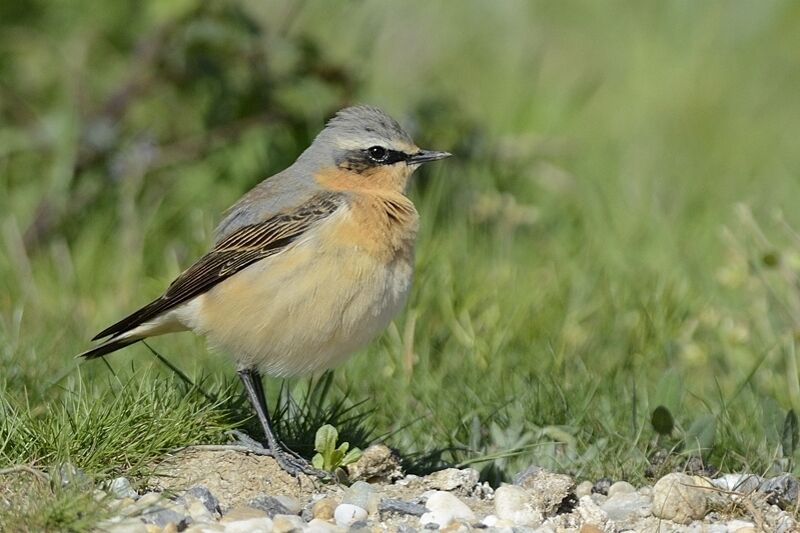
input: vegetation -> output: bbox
[3,0,800,528]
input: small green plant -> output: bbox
[311,424,362,472]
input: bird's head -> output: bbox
[298,105,451,192]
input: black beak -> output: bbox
[407,149,452,164]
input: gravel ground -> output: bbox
[92,445,799,533]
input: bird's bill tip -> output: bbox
[408,149,452,164]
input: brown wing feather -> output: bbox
[90,192,345,342]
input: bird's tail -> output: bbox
[77,336,142,359]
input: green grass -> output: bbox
[4,0,800,528]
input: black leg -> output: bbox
[236,367,328,478]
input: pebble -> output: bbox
[346,444,403,483]
[425,491,475,521]
[94,466,796,532]
[592,477,612,496]
[424,468,480,492]
[342,480,380,514]
[333,503,368,527]
[711,474,762,493]
[185,495,216,523]
[181,486,220,514]
[575,480,594,498]
[312,497,337,520]
[494,485,542,527]
[220,506,269,523]
[140,506,189,528]
[272,514,306,533]
[607,480,635,497]
[222,517,273,533]
[109,477,138,499]
[378,498,427,517]
[576,496,609,530]
[512,466,574,516]
[651,473,708,525]
[759,473,800,508]
[600,490,651,522]
[306,518,345,532]
[104,518,150,533]
[249,495,292,517]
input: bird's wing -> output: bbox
[90,191,346,342]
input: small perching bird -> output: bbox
[80,105,451,476]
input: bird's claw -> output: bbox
[227,430,330,479]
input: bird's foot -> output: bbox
[227,430,330,479]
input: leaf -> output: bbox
[314,424,338,455]
[651,405,675,436]
[782,409,799,459]
[312,453,324,470]
[341,447,362,466]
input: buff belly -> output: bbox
[177,233,414,377]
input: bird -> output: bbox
[79,105,451,476]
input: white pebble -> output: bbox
[420,510,454,528]
[494,485,543,527]
[333,503,367,527]
[652,473,708,525]
[575,480,594,498]
[425,490,475,520]
[306,518,345,532]
[222,517,273,533]
[607,481,635,497]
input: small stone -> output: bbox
[652,472,708,524]
[222,517,273,533]
[312,497,337,520]
[575,481,594,498]
[513,466,575,516]
[272,514,306,533]
[334,503,367,527]
[306,518,345,532]
[145,526,161,533]
[759,474,800,508]
[607,481,635,498]
[161,523,178,533]
[580,525,604,533]
[140,507,189,528]
[494,485,543,527]
[103,518,149,533]
[592,478,612,496]
[576,496,609,530]
[420,511,452,528]
[181,486,220,514]
[109,477,138,499]
[273,496,302,515]
[711,474,762,493]
[726,520,756,532]
[342,480,380,514]
[221,506,269,523]
[424,468,480,493]
[378,498,427,517]
[136,493,164,508]
[184,525,225,533]
[425,491,475,521]
[346,444,403,483]
[249,495,291,517]
[184,495,215,523]
[57,463,89,488]
[600,491,652,522]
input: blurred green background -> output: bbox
[3,0,800,513]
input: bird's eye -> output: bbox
[367,146,388,162]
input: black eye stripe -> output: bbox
[364,147,409,165]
